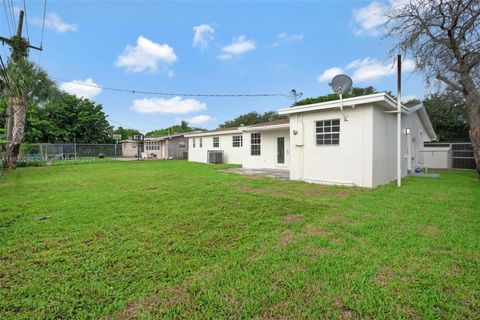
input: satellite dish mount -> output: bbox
[329,74,353,121]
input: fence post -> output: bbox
[74,138,77,159]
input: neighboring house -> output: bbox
[185,93,437,188]
[122,133,191,159]
[121,140,138,157]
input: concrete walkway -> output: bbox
[220,167,290,180]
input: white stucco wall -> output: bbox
[420,147,452,169]
[289,106,374,187]
[122,142,137,157]
[188,133,243,164]
[242,129,290,170]
[371,107,407,187]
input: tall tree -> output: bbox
[424,91,470,142]
[34,93,112,143]
[0,60,56,169]
[385,0,480,172]
[219,111,286,128]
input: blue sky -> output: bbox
[2,0,425,133]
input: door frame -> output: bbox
[276,136,286,165]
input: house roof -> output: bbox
[277,92,437,141]
[241,118,290,132]
[277,93,405,115]
[244,118,289,127]
[145,131,198,141]
[184,126,241,138]
[406,103,437,141]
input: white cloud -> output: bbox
[218,35,256,60]
[186,115,213,124]
[317,67,345,82]
[115,36,177,73]
[352,0,412,36]
[347,57,415,82]
[133,96,206,114]
[352,1,388,36]
[59,78,102,100]
[32,12,77,33]
[273,32,304,46]
[193,24,215,50]
[318,57,416,83]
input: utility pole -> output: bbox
[1,10,43,144]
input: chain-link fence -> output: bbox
[36,143,123,160]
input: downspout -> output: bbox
[397,55,402,187]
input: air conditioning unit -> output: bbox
[207,150,224,164]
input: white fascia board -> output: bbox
[184,130,241,138]
[278,93,403,115]
[241,123,290,132]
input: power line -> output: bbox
[2,0,12,35]
[109,119,147,134]
[51,76,292,99]
[39,0,47,49]
[7,0,15,32]
[22,0,29,41]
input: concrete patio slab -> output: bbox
[220,167,290,180]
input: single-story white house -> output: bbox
[121,133,190,159]
[185,93,437,188]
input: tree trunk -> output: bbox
[5,96,28,170]
[460,73,480,175]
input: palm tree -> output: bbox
[1,59,57,169]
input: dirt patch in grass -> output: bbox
[334,296,358,319]
[237,185,257,193]
[117,287,190,319]
[117,296,157,320]
[422,225,440,237]
[280,230,296,246]
[282,214,304,223]
[305,224,329,237]
[161,287,190,309]
[372,267,397,288]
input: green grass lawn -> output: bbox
[1,161,479,319]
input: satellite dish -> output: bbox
[329,74,353,121]
[329,74,353,95]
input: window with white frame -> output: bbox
[316,119,340,145]
[213,137,219,148]
[192,138,196,148]
[179,140,186,149]
[232,135,243,147]
[199,138,203,148]
[251,133,261,155]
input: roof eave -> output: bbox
[241,123,290,132]
[278,93,397,115]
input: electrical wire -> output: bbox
[39,0,47,49]
[7,0,15,33]
[51,76,291,99]
[2,0,12,35]
[109,119,147,134]
[22,0,29,42]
